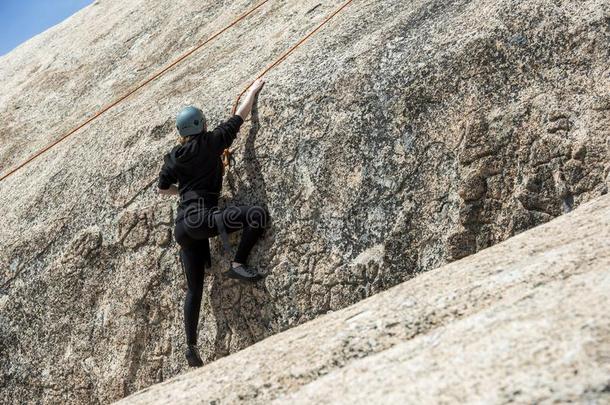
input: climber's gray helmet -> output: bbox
[176,106,206,137]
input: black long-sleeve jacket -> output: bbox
[158,115,243,214]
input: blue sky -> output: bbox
[0,0,93,56]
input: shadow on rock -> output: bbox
[206,272,278,361]
[208,97,279,359]
[226,95,269,205]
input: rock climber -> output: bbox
[157,78,269,367]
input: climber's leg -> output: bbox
[174,222,206,367]
[231,205,268,264]
[215,205,269,281]
[179,247,205,346]
[180,205,269,281]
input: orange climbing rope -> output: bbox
[1,0,356,181]
[0,0,271,182]
[222,0,355,169]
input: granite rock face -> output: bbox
[117,194,610,404]
[0,0,608,403]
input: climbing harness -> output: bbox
[222,0,355,170]
[0,0,272,182]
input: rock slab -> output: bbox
[118,195,610,404]
[0,0,608,403]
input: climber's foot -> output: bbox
[225,262,263,282]
[185,345,203,368]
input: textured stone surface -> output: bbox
[0,0,609,403]
[118,195,610,404]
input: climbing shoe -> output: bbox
[225,264,263,282]
[185,345,204,368]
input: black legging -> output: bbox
[174,205,268,345]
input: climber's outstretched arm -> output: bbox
[235,79,265,120]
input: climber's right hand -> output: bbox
[236,79,266,120]
[249,78,266,95]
